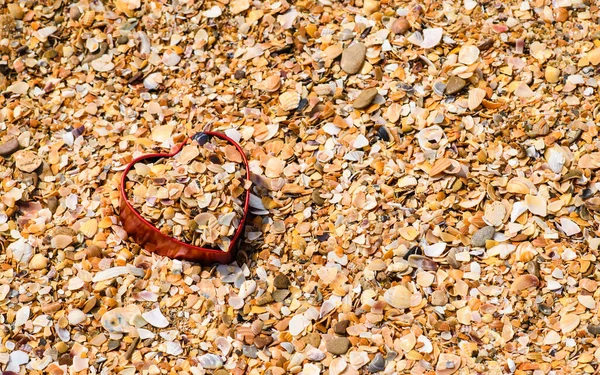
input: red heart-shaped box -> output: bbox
[119,131,251,264]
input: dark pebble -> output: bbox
[333,320,350,336]
[274,274,291,289]
[588,325,600,335]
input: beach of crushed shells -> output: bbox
[3,0,600,374]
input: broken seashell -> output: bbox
[329,357,347,375]
[511,274,539,293]
[468,88,486,110]
[198,353,223,369]
[483,201,506,227]
[559,217,580,236]
[506,177,536,195]
[458,45,480,65]
[100,305,142,333]
[142,308,169,328]
[436,353,461,375]
[384,284,411,309]
[525,194,547,217]
[560,313,580,334]
[545,145,568,174]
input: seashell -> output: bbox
[162,49,181,66]
[544,330,561,345]
[198,353,223,369]
[289,353,305,368]
[511,274,539,293]
[417,126,446,153]
[514,82,535,98]
[51,234,73,249]
[578,295,596,309]
[143,72,163,90]
[436,353,461,375]
[525,194,547,217]
[329,357,347,375]
[483,201,506,227]
[81,10,95,27]
[384,285,411,309]
[468,88,486,110]
[7,238,34,265]
[560,313,580,334]
[349,351,370,369]
[433,81,446,96]
[92,265,145,282]
[506,177,536,195]
[368,353,386,372]
[258,73,281,92]
[398,333,417,355]
[79,219,98,238]
[301,363,321,375]
[338,28,354,41]
[100,305,141,333]
[515,242,537,262]
[289,314,311,336]
[215,336,232,356]
[55,323,70,342]
[408,255,438,271]
[423,242,446,257]
[68,309,86,325]
[306,346,326,361]
[429,158,452,176]
[559,217,580,236]
[408,27,443,49]
[239,280,257,299]
[251,319,264,336]
[384,103,402,123]
[142,307,169,328]
[279,91,301,111]
[165,341,183,356]
[15,305,30,327]
[546,145,568,174]
[363,0,380,15]
[417,335,433,353]
[29,253,48,270]
[458,45,480,65]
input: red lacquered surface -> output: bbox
[119,131,250,264]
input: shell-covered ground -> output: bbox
[1,0,600,374]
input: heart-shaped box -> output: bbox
[119,131,251,264]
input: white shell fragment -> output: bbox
[142,308,170,328]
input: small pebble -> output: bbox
[471,226,495,247]
[391,17,410,34]
[272,289,290,302]
[353,88,379,109]
[255,293,274,306]
[0,138,19,157]
[274,274,291,289]
[254,336,273,349]
[445,76,467,95]
[341,43,367,74]
[334,320,351,336]
[326,337,351,355]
